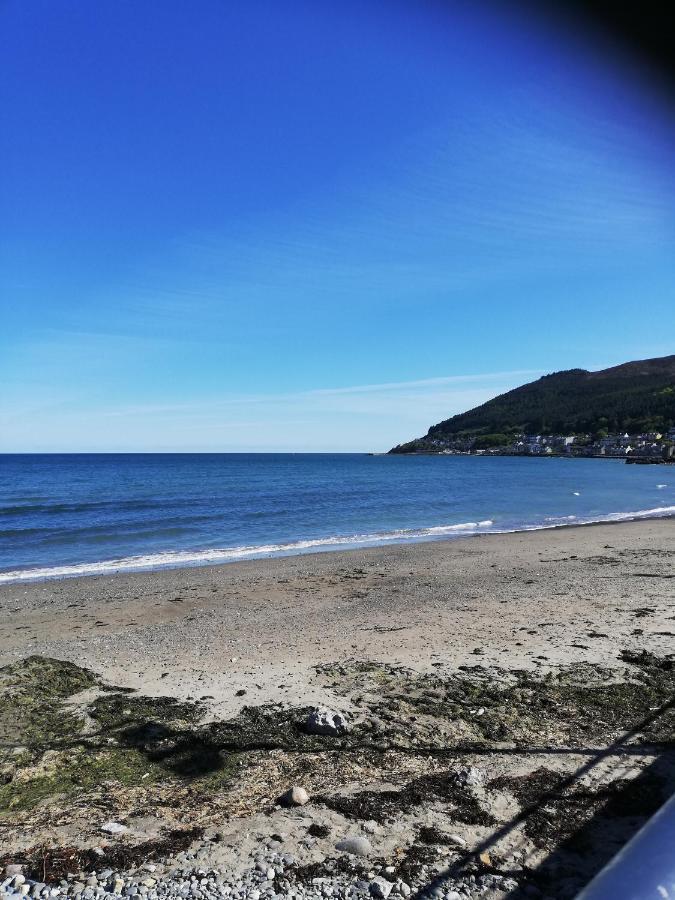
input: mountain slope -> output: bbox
[390,355,675,452]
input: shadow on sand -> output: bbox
[413,696,675,900]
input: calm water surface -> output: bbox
[0,453,673,582]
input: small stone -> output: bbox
[278,786,310,807]
[454,767,483,787]
[5,867,23,879]
[446,893,462,900]
[100,822,128,835]
[265,870,275,881]
[447,835,466,848]
[113,879,125,894]
[12,876,26,888]
[369,879,392,899]
[335,836,372,857]
[397,884,411,898]
[305,707,348,736]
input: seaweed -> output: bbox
[317,770,495,826]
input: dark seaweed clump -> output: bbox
[316,770,495,826]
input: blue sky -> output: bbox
[1,0,674,452]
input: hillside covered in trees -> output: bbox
[390,355,675,453]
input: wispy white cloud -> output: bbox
[0,368,543,453]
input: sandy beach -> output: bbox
[2,519,674,710]
[1,518,674,899]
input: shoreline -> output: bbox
[1,516,674,899]
[2,504,674,586]
[1,517,673,694]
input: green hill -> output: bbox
[390,355,675,453]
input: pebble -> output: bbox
[100,823,128,836]
[335,836,372,857]
[278,786,310,807]
[0,835,517,900]
[446,835,466,848]
[453,767,483,788]
[368,878,392,899]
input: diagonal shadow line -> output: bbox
[0,735,671,755]
[411,693,675,899]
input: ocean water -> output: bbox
[0,453,673,583]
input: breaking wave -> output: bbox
[1,505,674,584]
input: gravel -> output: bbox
[1,847,520,900]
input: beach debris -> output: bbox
[100,821,128,835]
[305,707,349,736]
[335,835,372,856]
[278,785,310,807]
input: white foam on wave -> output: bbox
[1,506,673,584]
[0,520,496,583]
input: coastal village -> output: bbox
[403,427,675,461]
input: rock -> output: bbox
[369,878,392,899]
[335,836,372,857]
[446,893,462,900]
[278,786,310,807]
[305,708,348,736]
[100,822,128,835]
[5,867,23,879]
[447,835,466,848]
[11,876,26,888]
[397,884,411,898]
[454,767,483,787]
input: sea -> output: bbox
[0,453,673,583]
